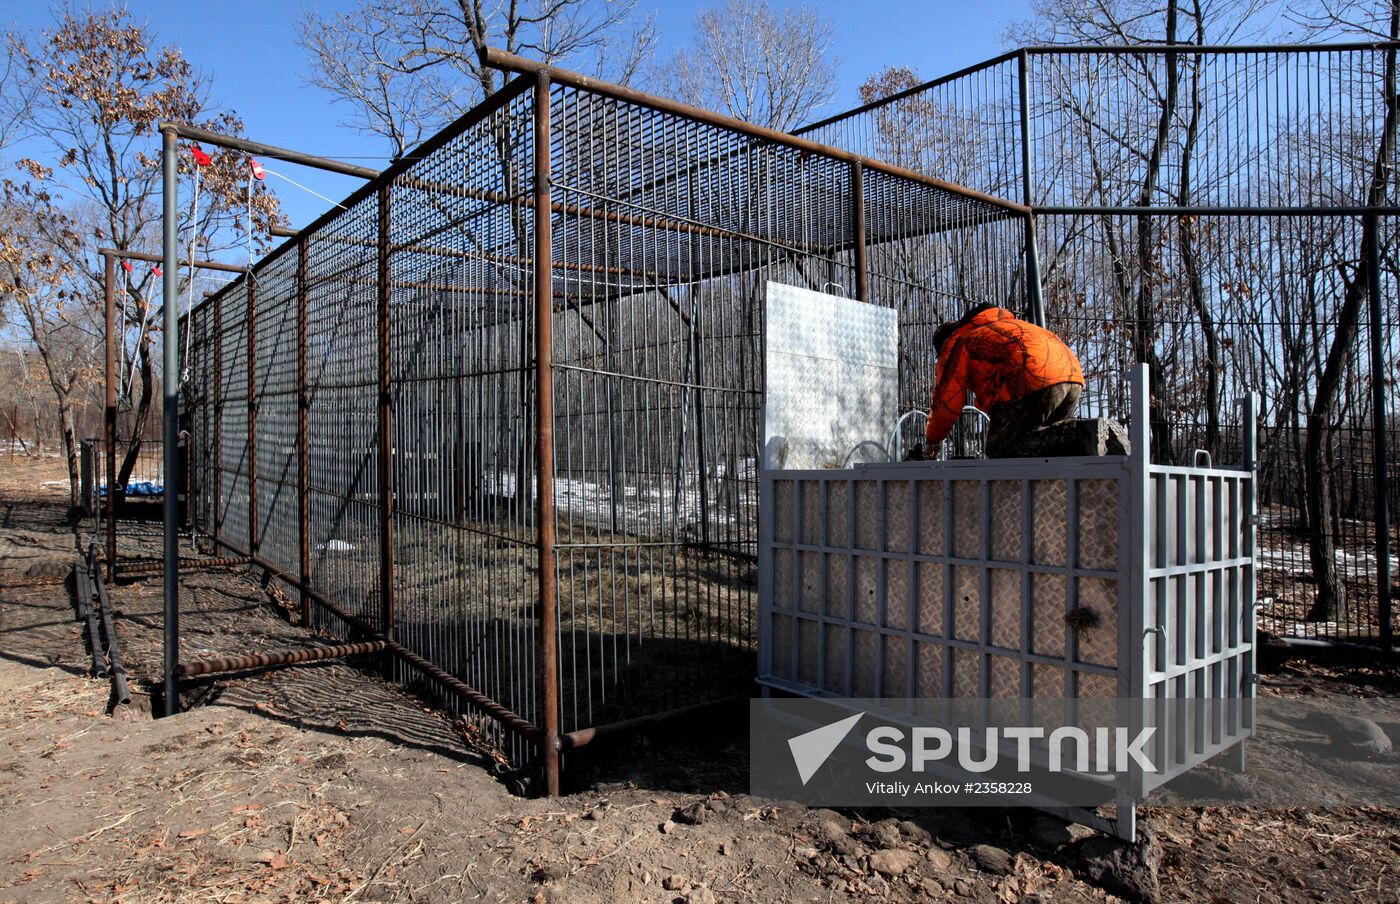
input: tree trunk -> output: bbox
[1304,6,1398,622]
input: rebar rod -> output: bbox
[175,641,388,677]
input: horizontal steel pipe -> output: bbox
[155,123,380,180]
[99,247,247,274]
[175,640,388,677]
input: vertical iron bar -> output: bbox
[377,184,395,641]
[103,253,117,581]
[1366,212,1394,649]
[160,127,180,717]
[212,289,222,547]
[246,269,258,557]
[297,239,311,627]
[852,161,868,302]
[534,73,562,796]
[1017,51,1046,327]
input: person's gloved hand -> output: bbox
[904,442,926,461]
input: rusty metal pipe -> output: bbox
[115,555,251,575]
[74,560,106,678]
[175,641,388,677]
[533,72,562,796]
[99,246,248,274]
[154,122,380,180]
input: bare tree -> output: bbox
[9,8,283,508]
[298,0,653,157]
[665,0,837,131]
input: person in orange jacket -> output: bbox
[924,305,1084,458]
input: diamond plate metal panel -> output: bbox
[1032,479,1069,566]
[916,562,945,635]
[990,480,1022,562]
[764,282,898,470]
[1078,479,1119,571]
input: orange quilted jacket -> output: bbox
[924,308,1084,446]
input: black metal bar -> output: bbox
[1017,51,1046,327]
[154,122,380,179]
[533,71,562,797]
[1035,204,1400,216]
[246,270,258,557]
[296,239,310,628]
[160,126,180,718]
[175,641,388,677]
[212,290,222,546]
[74,560,106,678]
[377,184,395,641]
[103,253,117,580]
[852,160,868,301]
[1366,212,1394,650]
[90,546,130,705]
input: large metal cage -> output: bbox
[178,54,1031,786]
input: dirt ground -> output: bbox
[2,455,1398,904]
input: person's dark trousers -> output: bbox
[985,382,1083,458]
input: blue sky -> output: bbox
[2,0,1035,229]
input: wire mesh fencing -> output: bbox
[797,44,1400,645]
[182,68,1025,777]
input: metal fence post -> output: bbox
[1365,212,1394,650]
[212,288,222,547]
[103,252,118,581]
[377,185,396,642]
[160,126,180,716]
[246,270,258,557]
[1017,50,1046,327]
[534,72,562,797]
[297,239,311,627]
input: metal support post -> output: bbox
[246,274,258,556]
[1366,213,1394,650]
[376,186,395,641]
[160,127,180,717]
[1017,51,1046,327]
[103,253,118,580]
[297,240,311,627]
[534,72,562,797]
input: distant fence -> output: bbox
[799,44,1400,645]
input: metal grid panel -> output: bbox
[387,87,540,757]
[796,45,1399,645]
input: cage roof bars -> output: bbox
[476,46,1029,218]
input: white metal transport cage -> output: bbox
[758,363,1257,841]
